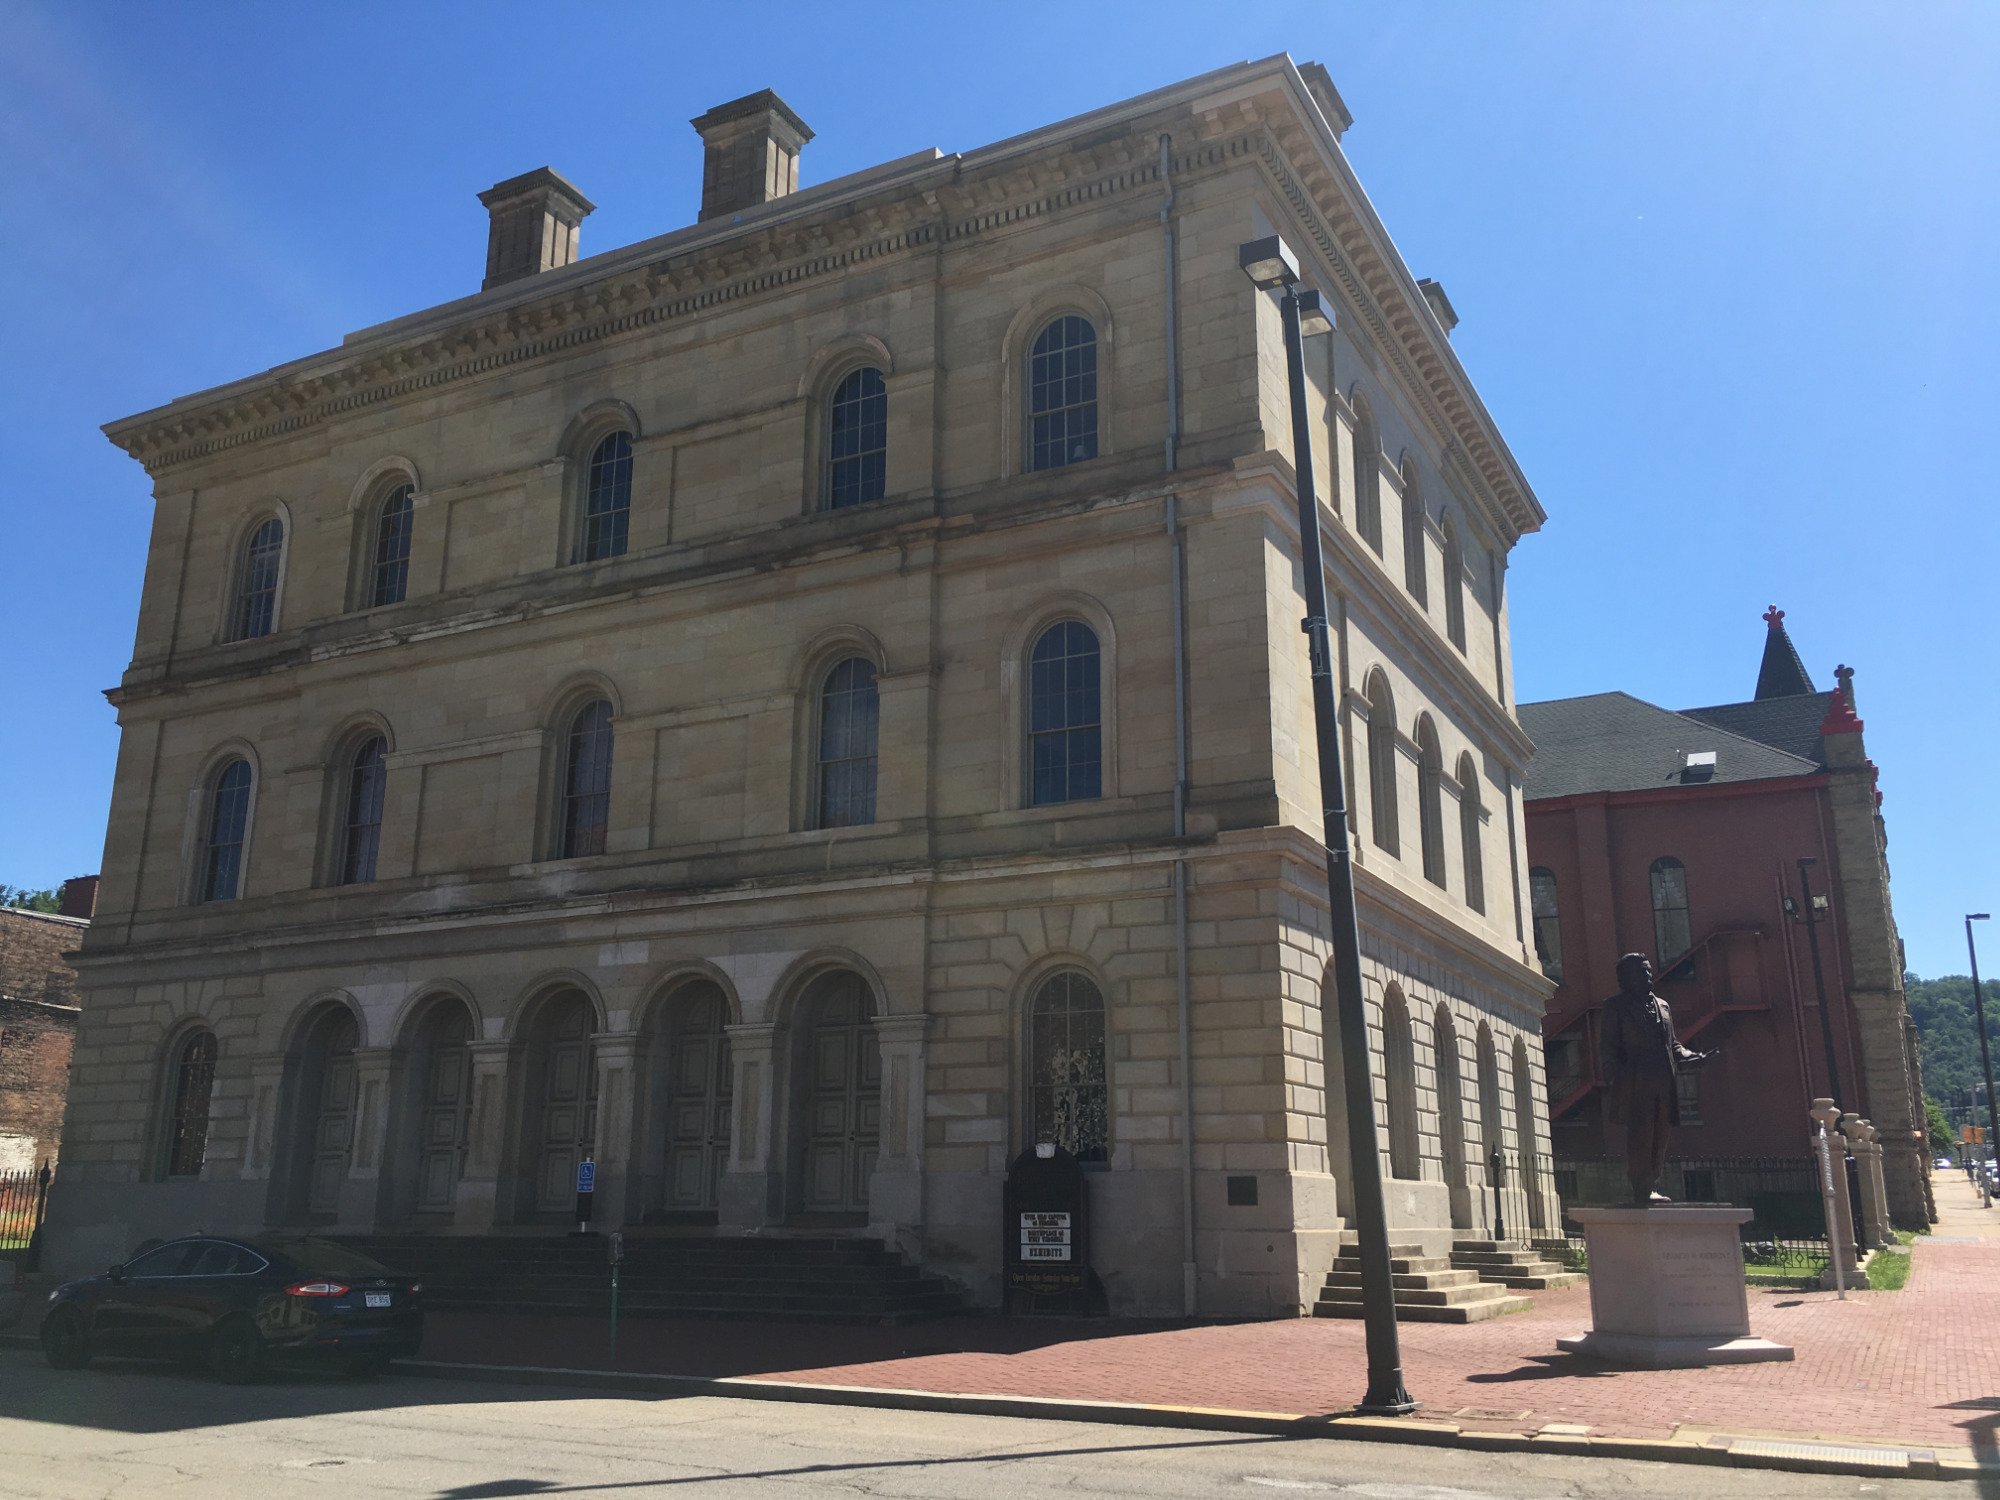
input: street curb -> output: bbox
[391,1357,1982,1481]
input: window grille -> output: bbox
[371,485,414,607]
[1029,971,1107,1162]
[1027,316,1098,471]
[201,760,252,902]
[824,368,887,509]
[580,433,632,562]
[1530,868,1564,983]
[1027,621,1101,805]
[234,519,283,639]
[1651,857,1692,964]
[339,736,387,884]
[166,1031,217,1177]
[560,700,614,858]
[815,658,879,828]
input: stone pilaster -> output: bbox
[589,1033,641,1227]
[339,1048,396,1231]
[457,1040,516,1230]
[719,1022,779,1229]
[869,1012,931,1247]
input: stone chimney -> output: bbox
[478,167,595,291]
[58,875,98,921]
[1416,278,1459,336]
[691,90,813,222]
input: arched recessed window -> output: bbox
[1416,717,1445,888]
[814,657,879,828]
[579,432,632,562]
[233,518,284,640]
[1351,395,1382,555]
[1401,462,1427,605]
[200,758,253,902]
[370,485,414,608]
[1650,856,1692,964]
[1027,620,1102,806]
[1441,520,1466,651]
[1365,672,1399,855]
[1383,987,1420,1180]
[559,699,614,858]
[1529,867,1564,983]
[1027,315,1098,471]
[1457,751,1484,914]
[1028,970,1107,1163]
[338,735,388,885]
[824,367,887,510]
[164,1029,217,1178]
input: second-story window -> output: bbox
[580,432,632,562]
[1351,395,1382,555]
[1027,620,1102,805]
[1365,672,1399,855]
[1401,462,1427,605]
[814,657,879,828]
[165,1030,217,1177]
[1650,856,1692,965]
[824,368,887,509]
[233,518,284,640]
[1416,717,1446,887]
[1529,867,1563,983]
[1458,752,1485,914]
[1442,522,1467,651]
[1028,316,1098,471]
[560,699,614,858]
[370,485,414,607]
[201,758,253,902]
[339,735,388,884]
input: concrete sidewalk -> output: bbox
[409,1175,2000,1478]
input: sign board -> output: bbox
[577,1158,597,1194]
[1002,1143,1091,1312]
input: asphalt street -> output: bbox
[0,1348,1976,1500]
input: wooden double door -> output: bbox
[531,996,598,1215]
[412,1004,473,1215]
[658,986,734,1214]
[797,976,881,1216]
[302,1009,360,1222]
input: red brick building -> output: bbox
[1520,612,1931,1227]
[0,878,94,1170]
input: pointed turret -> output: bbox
[1754,605,1815,700]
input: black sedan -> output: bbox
[41,1234,423,1381]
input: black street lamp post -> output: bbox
[1793,858,1843,1106]
[1968,915,1995,1186]
[1239,234,1414,1416]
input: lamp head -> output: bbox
[1239,235,1300,289]
[1973,913,1992,922]
[1296,287,1334,337]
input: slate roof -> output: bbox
[1754,610,1816,700]
[1680,692,1834,767]
[1520,691,1823,801]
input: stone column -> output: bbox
[1862,1122,1893,1249]
[589,1033,641,1228]
[719,1022,780,1229]
[339,1048,397,1231]
[457,1040,517,1230]
[1839,1114,1885,1249]
[869,1012,930,1247]
[1810,1098,1860,1286]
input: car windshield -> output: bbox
[253,1237,392,1278]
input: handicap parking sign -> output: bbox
[577,1158,597,1194]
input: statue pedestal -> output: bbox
[1557,1206,1794,1367]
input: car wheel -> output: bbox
[41,1307,92,1371]
[208,1316,265,1385]
[341,1351,391,1379]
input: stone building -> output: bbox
[50,56,1555,1316]
[1523,610,1933,1227]
[0,878,94,1170]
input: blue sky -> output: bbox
[1,2,1993,976]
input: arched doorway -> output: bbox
[642,980,734,1220]
[517,990,598,1221]
[402,997,474,1220]
[1434,1005,1473,1229]
[284,1004,359,1225]
[790,971,880,1219]
[1476,1023,1504,1236]
[1512,1036,1547,1231]
[1319,962,1353,1193]
[1382,986,1420,1180]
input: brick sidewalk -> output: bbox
[419,1176,2000,1454]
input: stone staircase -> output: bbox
[336,1232,970,1325]
[1312,1240,1533,1323]
[1449,1238,1585,1291]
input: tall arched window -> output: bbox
[1457,751,1484,914]
[814,657,879,828]
[1351,394,1382,554]
[1027,620,1101,806]
[1027,315,1098,471]
[1383,986,1420,1180]
[824,367,887,509]
[1416,717,1446,888]
[1028,970,1108,1162]
[164,1029,217,1177]
[338,735,388,884]
[1441,520,1466,651]
[200,758,253,902]
[559,699,614,858]
[1401,462,1428,605]
[370,484,414,607]
[1650,856,1692,964]
[1365,672,1399,855]
[1529,867,1564,983]
[1512,1036,1547,1230]
[233,517,284,640]
[579,432,633,562]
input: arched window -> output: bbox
[1027,315,1098,471]
[1512,1036,1547,1230]
[200,758,253,902]
[1457,751,1484,913]
[338,735,388,885]
[1441,520,1466,651]
[1529,867,1564,983]
[1383,987,1420,1180]
[1416,717,1446,888]
[164,1030,217,1177]
[579,432,633,563]
[233,517,284,640]
[814,657,879,828]
[1365,672,1399,855]
[1476,1023,1504,1170]
[1351,395,1382,554]
[824,367,887,509]
[1650,856,1692,964]
[1028,970,1108,1162]
[1401,462,1427,605]
[559,699,614,858]
[1432,1004,1468,1194]
[1027,620,1102,805]
[370,485,414,608]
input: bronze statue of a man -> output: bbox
[1599,953,1712,1203]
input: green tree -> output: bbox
[1926,1095,1957,1157]
[1907,973,2000,1124]
[0,884,61,914]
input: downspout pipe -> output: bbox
[1161,132,1197,1317]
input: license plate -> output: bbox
[365,1292,391,1308]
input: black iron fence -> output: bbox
[1,1164,53,1266]
[1553,1155,1829,1244]
[1470,1148,1559,1246]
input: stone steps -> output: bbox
[1312,1251,1533,1324]
[1448,1238,1585,1292]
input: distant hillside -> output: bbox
[1908,974,2000,1111]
